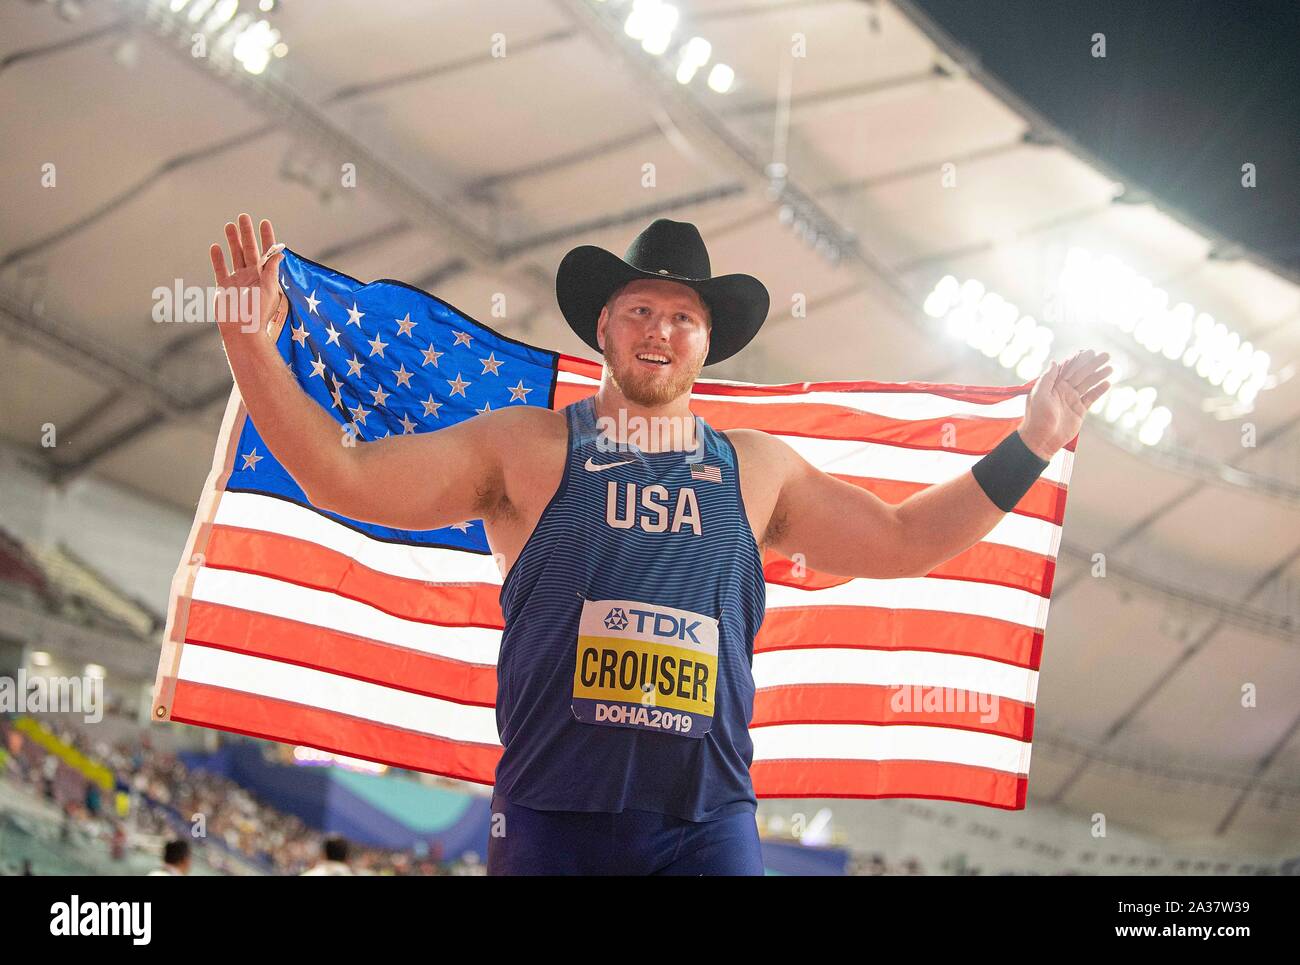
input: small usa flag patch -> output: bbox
[691,464,723,483]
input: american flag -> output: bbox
[153,248,1074,810]
[690,464,724,484]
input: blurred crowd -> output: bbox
[846,852,925,875]
[1,715,485,875]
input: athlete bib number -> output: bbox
[571,597,719,738]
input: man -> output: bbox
[209,215,1111,875]
[300,836,355,876]
[147,839,190,876]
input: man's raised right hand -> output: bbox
[209,213,285,334]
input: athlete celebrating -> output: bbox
[210,214,1111,875]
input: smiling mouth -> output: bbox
[635,352,672,367]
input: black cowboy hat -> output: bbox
[556,218,770,367]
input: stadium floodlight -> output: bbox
[204,0,239,32]
[1053,246,1270,407]
[926,273,1172,446]
[676,35,711,84]
[681,36,712,65]
[624,0,678,50]
[186,0,217,22]
[707,63,735,93]
[231,18,280,74]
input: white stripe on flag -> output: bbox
[764,577,1049,631]
[750,723,1032,774]
[214,491,506,584]
[752,648,1040,703]
[177,646,501,745]
[190,568,504,665]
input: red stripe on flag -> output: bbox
[169,680,501,784]
[763,539,1055,596]
[752,683,1034,740]
[751,758,1028,809]
[204,526,505,629]
[185,604,498,705]
[755,609,1042,670]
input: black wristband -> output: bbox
[971,430,1050,512]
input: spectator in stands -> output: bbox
[300,836,354,875]
[148,839,191,876]
[110,821,127,861]
[41,753,58,801]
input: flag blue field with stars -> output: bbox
[227,249,560,551]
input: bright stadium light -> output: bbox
[624,0,677,45]
[682,36,711,65]
[1052,246,1271,407]
[186,0,216,22]
[707,62,735,93]
[926,273,1172,446]
[676,35,710,83]
[614,4,733,93]
[204,0,239,31]
[231,18,280,74]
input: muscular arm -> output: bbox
[759,351,1109,580]
[213,213,511,532]
[759,430,1014,580]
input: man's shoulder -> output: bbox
[479,404,566,442]
[479,405,568,475]
[721,426,792,469]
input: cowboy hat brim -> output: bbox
[556,245,770,367]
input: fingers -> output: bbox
[259,218,276,252]
[1061,348,1105,384]
[1078,352,1111,382]
[224,222,245,271]
[238,213,260,270]
[258,242,285,275]
[1057,350,1111,392]
[1043,349,1114,420]
[1080,381,1111,408]
[209,243,229,284]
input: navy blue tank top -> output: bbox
[494,395,767,821]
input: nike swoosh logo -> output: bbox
[584,457,635,472]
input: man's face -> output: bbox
[597,278,711,407]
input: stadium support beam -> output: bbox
[37,0,570,479]
[551,0,920,321]
[466,66,938,195]
[1048,539,1300,807]
[0,290,190,415]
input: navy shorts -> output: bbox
[486,795,764,876]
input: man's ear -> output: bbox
[596,306,608,352]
